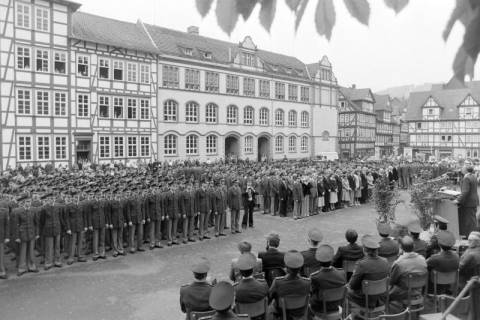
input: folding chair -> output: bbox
[279,294,310,320]
[349,277,390,320]
[430,270,458,312]
[403,273,427,320]
[311,286,346,320]
[378,309,410,320]
[190,310,216,320]
[235,297,268,320]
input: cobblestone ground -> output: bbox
[0,194,417,320]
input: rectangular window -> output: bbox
[17,47,31,70]
[113,60,124,80]
[127,98,137,119]
[259,80,270,98]
[99,136,110,158]
[140,99,150,120]
[54,92,66,116]
[36,49,49,72]
[37,136,50,160]
[226,75,239,95]
[288,84,298,101]
[243,77,255,96]
[162,65,179,88]
[241,53,255,67]
[17,89,31,115]
[140,64,150,84]
[244,136,253,154]
[275,82,285,99]
[36,91,49,115]
[301,87,310,103]
[99,58,110,79]
[54,52,66,74]
[206,136,217,155]
[77,55,89,76]
[113,97,124,119]
[18,136,32,161]
[205,104,217,123]
[77,94,89,117]
[114,136,124,157]
[35,7,49,32]
[205,72,219,92]
[185,68,200,90]
[128,136,137,157]
[99,96,110,118]
[16,3,30,28]
[55,136,67,160]
[127,63,137,82]
[140,136,150,157]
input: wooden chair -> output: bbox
[438,293,471,317]
[349,277,390,320]
[403,273,427,320]
[311,286,346,320]
[190,310,216,320]
[378,309,410,320]
[235,297,268,320]
[430,270,458,312]
[279,294,310,320]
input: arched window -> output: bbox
[205,103,218,123]
[206,135,217,155]
[243,106,254,125]
[288,110,297,127]
[244,136,253,154]
[186,134,198,155]
[185,101,199,123]
[163,100,178,122]
[275,136,284,153]
[288,136,297,153]
[227,105,238,124]
[164,134,177,155]
[275,109,284,126]
[301,111,309,128]
[322,130,330,141]
[259,108,269,126]
[301,136,309,153]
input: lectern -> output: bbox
[434,190,461,240]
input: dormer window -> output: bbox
[286,68,292,74]
[241,52,255,67]
[204,52,212,60]
[422,97,441,120]
[184,48,193,56]
[458,95,479,119]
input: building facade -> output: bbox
[373,94,395,157]
[0,0,338,169]
[406,81,480,160]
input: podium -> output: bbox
[434,190,461,240]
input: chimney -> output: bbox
[187,26,199,35]
[351,84,356,89]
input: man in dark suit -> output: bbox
[234,253,269,312]
[301,228,323,277]
[347,235,390,308]
[278,177,289,217]
[309,244,346,316]
[332,229,364,280]
[454,164,479,237]
[258,232,285,286]
[377,223,399,260]
[227,180,242,234]
[268,251,311,319]
[179,257,213,320]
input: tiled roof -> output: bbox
[391,97,407,116]
[144,23,310,80]
[373,94,391,112]
[71,12,158,54]
[56,0,81,11]
[340,87,375,103]
[405,87,480,120]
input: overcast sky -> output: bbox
[75,0,469,92]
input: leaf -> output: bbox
[237,0,258,20]
[286,0,301,11]
[443,0,475,41]
[315,0,336,40]
[461,9,480,77]
[259,0,277,32]
[344,0,370,25]
[215,0,239,35]
[295,0,309,31]
[196,0,214,17]
[384,0,409,14]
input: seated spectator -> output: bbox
[268,250,311,320]
[389,236,428,301]
[347,235,390,309]
[301,228,324,277]
[179,257,213,320]
[210,281,246,320]
[426,230,459,294]
[409,223,428,258]
[333,229,365,280]
[426,216,450,258]
[377,223,400,260]
[258,232,285,286]
[459,231,480,287]
[234,254,269,319]
[309,244,346,316]
[230,241,263,282]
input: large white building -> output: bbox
[0,0,338,170]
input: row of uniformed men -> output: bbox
[0,179,246,279]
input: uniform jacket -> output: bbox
[458,173,479,207]
[390,252,427,299]
[427,250,459,273]
[301,248,322,277]
[110,199,124,228]
[11,206,39,242]
[66,202,85,233]
[195,189,211,214]
[91,200,106,229]
[227,185,242,211]
[269,178,280,197]
[269,274,311,318]
[0,206,9,241]
[292,182,303,201]
[378,237,400,258]
[183,190,196,218]
[332,243,365,268]
[234,277,269,304]
[413,238,428,257]
[179,281,213,319]
[459,247,480,284]
[40,203,63,237]
[214,187,227,214]
[260,177,270,196]
[309,267,346,313]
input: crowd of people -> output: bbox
[0,159,450,279]
[180,217,480,320]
